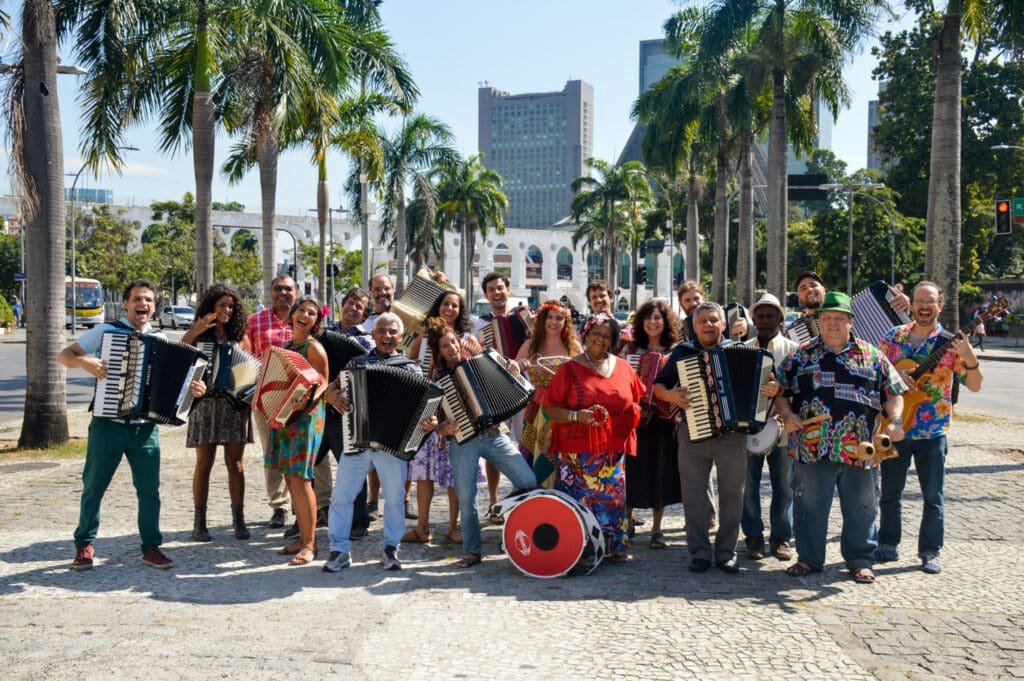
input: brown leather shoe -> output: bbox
[142,548,173,570]
[72,545,94,571]
[745,535,766,560]
[770,539,795,561]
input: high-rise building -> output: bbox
[866,81,888,171]
[618,39,683,166]
[478,80,594,228]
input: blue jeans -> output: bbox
[793,460,876,571]
[741,445,793,543]
[879,436,946,559]
[449,432,537,556]
[327,449,407,554]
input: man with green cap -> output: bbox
[773,291,907,584]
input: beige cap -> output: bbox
[750,292,785,317]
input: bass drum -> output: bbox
[746,416,783,456]
[493,489,604,578]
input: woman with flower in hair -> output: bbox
[542,314,644,565]
[515,301,581,487]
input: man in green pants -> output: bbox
[59,279,206,571]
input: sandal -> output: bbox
[444,529,463,544]
[289,543,318,566]
[649,532,667,550]
[487,510,504,525]
[277,539,304,556]
[454,553,482,569]
[785,560,819,577]
[850,567,876,584]
[401,528,432,543]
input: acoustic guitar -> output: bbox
[880,298,1007,433]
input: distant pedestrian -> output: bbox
[11,295,22,328]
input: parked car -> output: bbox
[158,305,195,329]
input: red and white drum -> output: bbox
[493,489,604,578]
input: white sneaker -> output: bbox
[380,545,401,571]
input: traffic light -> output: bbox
[995,199,1012,235]
[635,266,647,285]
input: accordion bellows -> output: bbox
[195,340,261,406]
[439,349,535,443]
[254,346,322,430]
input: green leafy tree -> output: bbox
[69,204,140,292]
[0,234,23,300]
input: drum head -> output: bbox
[501,491,588,578]
[746,417,782,455]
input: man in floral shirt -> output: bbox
[774,291,907,584]
[875,281,983,574]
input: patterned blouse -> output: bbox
[776,337,907,468]
[877,322,966,440]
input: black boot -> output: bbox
[232,503,250,540]
[191,506,212,542]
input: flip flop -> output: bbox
[401,528,432,543]
[649,532,667,550]
[785,560,819,577]
[850,567,876,584]
[444,530,463,544]
[454,553,482,568]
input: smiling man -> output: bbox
[59,279,206,571]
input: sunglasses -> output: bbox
[272,285,294,292]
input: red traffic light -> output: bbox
[996,200,1010,213]
[995,199,1013,235]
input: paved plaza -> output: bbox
[1,403,1022,680]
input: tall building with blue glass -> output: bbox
[478,80,594,228]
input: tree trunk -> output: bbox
[712,148,730,303]
[685,159,700,282]
[19,0,69,447]
[604,203,615,287]
[736,136,755,307]
[193,7,214,298]
[395,188,407,295]
[924,11,962,329]
[259,133,279,299]
[460,218,471,306]
[766,69,789,302]
[316,177,328,304]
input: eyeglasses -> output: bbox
[272,285,294,292]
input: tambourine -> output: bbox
[746,416,783,455]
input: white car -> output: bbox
[158,305,195,329]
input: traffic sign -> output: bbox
[13,272,25,281]
[1012,197,1024,224]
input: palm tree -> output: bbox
[925,0,1023,328]
[570,158,653,289]
[435,154,509,306]
[378,114,457,294]
[695,0,883,301]
[4,1,69,447]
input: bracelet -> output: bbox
[570,410,578,423]
[964,362,979,371]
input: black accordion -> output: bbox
[851,280,911,343]
[438,349,534,444]
[786,315,819,344]
[676,345,774,443]
[195,340,261,406]
[94,331,209,425]
[336,364,443,460]
[316,330,369,381]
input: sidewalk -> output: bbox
[1,406,1023,679]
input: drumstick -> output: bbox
[800,414,830,429]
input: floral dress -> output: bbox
[265,339,326,480]
[519,355,570,487]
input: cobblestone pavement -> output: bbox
[0,408,1022,680]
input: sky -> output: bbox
[1,0,917,218]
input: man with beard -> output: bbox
[360,274,395,333]
[335,287,372,351]
[248,275,331,529]
[875,281,982,574]
[62,280,207,570]
[585,280,632,347]
[676,280,748,342]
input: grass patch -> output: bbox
[0,437,88,459]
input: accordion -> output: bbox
[393,274,453,347]
[786,315,820,344]
[316,330,369,380]
[195,340,261,406]
[93,331,209,425]
[479,306,533,358]
[254,346,323,430]
[336,365,443,460]
[852,280,911,343]
[626,351,679,421]
[676,345,775,443]
[438,349,534,443]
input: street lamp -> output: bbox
[218,224,308,293]
[992,144,1024,152]
[307,206,348,311]
[819,182,886,295]
[66,145,139,337]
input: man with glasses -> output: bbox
[248,275,331,529]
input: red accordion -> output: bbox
[479,306,533,358]
[627,351,679,422]
[254,346,322,429]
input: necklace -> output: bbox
[583,351,611,377]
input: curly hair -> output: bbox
[530,302,581,355]
[425,316,461,370]
[630,299,680,350]
[194,283,247,342]
[423,291,472,335]
[288,296,324,335]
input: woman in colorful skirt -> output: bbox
[404,294,483,545]
[267,297,328,565]
[515,301,581,487]
[542,314,644,565]
[182,284,254,542]
[618,299,682,549]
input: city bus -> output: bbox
[66,276,105,328]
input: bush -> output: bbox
[0,296,15,330]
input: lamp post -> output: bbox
[820,182,885,295]
[360,172,370,289]
[166,265,175,305]
[66,145,139,337]
[219,223,307,296]
[308,206,348,312]
[992,144,1024,152]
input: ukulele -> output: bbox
[880,298,1007,433]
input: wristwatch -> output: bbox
[890,417,903,426]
